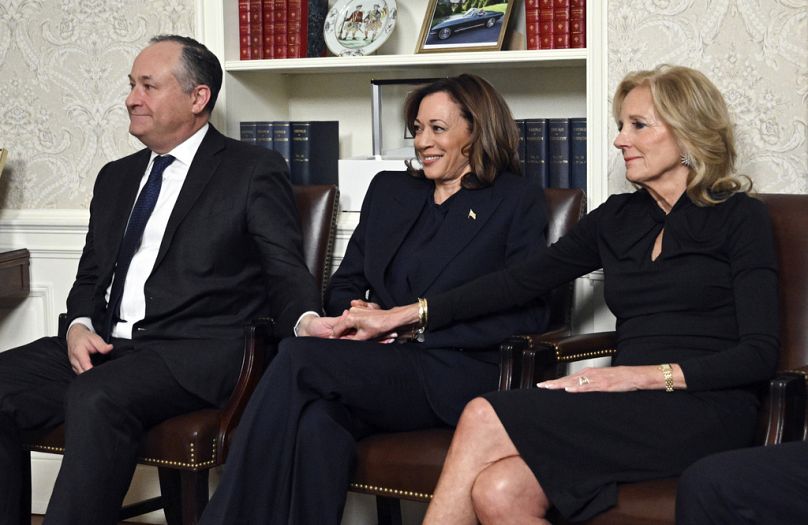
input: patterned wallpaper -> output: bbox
[0,0,195,209]
[607,0,807,195]
[0,0,805,208]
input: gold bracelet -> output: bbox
[659,363,674,392]
[417,297,428,331]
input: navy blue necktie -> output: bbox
[103,154,175,340]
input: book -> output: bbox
[515,119,527,177]
[256,121,274,150]
[273,0,287,58]
[307,0,328,57]
[287,0,308,58]
[538,0,554,49]
[272,121,292,169]
[262,0,275,58]
[238,0,252,59]
[552,0,570,49]
[240,121,258,144]
[525,0,540,50]
[290,121,339,185]
[524,119,548,188]
[569,117,587,190]
[249,0,264,59]
[547,118,570,188]
[570,0,585,48]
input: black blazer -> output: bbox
[326,170,549,422]
[66,126,321,406]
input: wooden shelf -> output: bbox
[225,49,587,74]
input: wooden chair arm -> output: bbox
[763,367,807,445]
[216,317,278,460]
[517,331,618,388]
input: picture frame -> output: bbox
[416,0,514,53]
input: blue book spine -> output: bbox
[239,121,257,144]
[256,121,274,150]
[291,121,339,186]
[307,0,328,57]
[272,121,292,171]
[548,118,570,189]
[515,119,526,177]
[569,117,587,191]
[524,119,548,188]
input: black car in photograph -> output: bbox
[429,8,504,40]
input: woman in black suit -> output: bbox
[199,74,550,525]
[333,65,779,524]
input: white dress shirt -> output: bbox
[70,124,208,339]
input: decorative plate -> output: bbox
[324,0,397,57]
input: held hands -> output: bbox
[536,365,683,393]
[331,303,420,342]
[66,324,113,374]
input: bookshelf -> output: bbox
[195,0,609,209]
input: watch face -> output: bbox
[324,0,397,56]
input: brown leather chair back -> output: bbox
[760,194,808,371]
[293,185,340,297]
[543,188,586,333]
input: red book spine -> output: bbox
[273,0,287,59]
[538,0,553,50]
[238,0,252,60]
[552,0,570,49]
[570,0,585,48]
[525,0,540,50]
[262,0,274,58]
[287,0,309,58]
[249,0,264,59]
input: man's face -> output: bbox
[126,41,201,153]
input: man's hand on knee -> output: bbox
[66,324,113,374]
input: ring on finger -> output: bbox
[578,376,590,386]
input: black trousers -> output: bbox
[199,337,452,525]
[0,336,209,525]
[676,441,808,524]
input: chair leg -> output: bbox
[375,496,403,525]
[158,467,209,525]
[20,450,31,525]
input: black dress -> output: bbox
[428,189,780,521]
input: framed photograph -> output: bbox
[416,0,514,53]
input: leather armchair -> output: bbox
[21,184,339,525]
[514,193,808,525]
[348,188,587,525]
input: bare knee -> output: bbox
[457,396,499,433]
[471,459,548,524]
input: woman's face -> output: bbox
[413,91,472,184]
[613,86,688,192]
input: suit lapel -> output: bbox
[410,185,503,296]
[365,180,432,307]
[153,126,224,269]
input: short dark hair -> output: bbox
[403,74,520,188]
[149,35,222,115]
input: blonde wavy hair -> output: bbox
[613,64,751,206]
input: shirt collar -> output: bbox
[149,123,209,168]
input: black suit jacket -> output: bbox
[66,126,321,406]
[326,170,549,422]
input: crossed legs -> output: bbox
[423,397,550,525]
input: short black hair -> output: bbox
[149,35,223,115]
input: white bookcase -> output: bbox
[194,0,610,210]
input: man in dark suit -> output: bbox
[0,35,329,524]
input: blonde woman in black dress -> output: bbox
[333,65,779,523]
